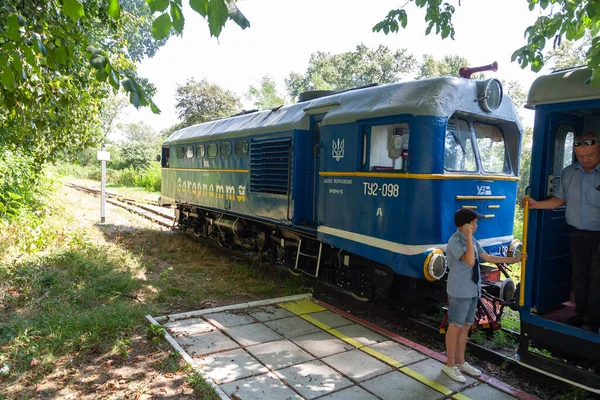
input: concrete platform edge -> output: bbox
[145,314,230,400]
[154,293,313,323]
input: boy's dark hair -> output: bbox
[454,208,485,227]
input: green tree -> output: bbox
[116,121,160,169]
[545,33,591,71]
[416,54,484,79]
[175,78,242,126]
[373,1,600,83]
[285,44,416,100]
[247,76,286,110]
[0,0,249,162]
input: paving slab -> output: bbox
[460,383,518,400]
[248,305,295,322]
[246,339,315,370]
[361,370,444,400]
[265,316,322,338]
[274,360,353,399]
[220,372,303,400]
[366,340,428,366]
[291,331,356,358]
[194,348,268,384]
[334,323,388,346]
[176,331,239,357]
[224,322,283,346]
[317,385,379,400]
[406,358,477,391]
[321,349,393,382]
[305,310,353,328]
[204,311,256,328]
[163,318,215,337]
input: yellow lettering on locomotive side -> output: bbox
[237,185,246,202]
[216,184,224,199]
[177,178,182,193]
[209,184,215,197]
[226,185,235,200]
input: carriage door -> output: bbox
[309,115,324,226]
[531,113,578,313]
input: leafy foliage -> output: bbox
[0,0,250,164]
[175,78,242,126]
[416,54,484,79]
[0,146,49,219]
[115,121,161,170]
[284,44,416,99]
[374,0,600,83]
[247,76,286,110]
[545,33,591,71]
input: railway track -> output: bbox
[66,182,592,397]
[66,184,175,228]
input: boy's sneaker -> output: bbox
[457,362,481,377]
[442,365,466,383]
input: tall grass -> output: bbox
[54,161,162,192]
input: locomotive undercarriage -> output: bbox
[174,204,446,307]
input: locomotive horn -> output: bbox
[459,62,498,79]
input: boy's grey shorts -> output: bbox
[448,295,478,326]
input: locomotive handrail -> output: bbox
[519,196,530,307]
[287,145,294,221]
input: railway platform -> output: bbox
[147,294,539,400]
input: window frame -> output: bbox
[220,141,232,158]
[207,142,218,158]
[196,144,205,158]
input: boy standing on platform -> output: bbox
[442,208,524,383]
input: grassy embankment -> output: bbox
[0,172,306,399]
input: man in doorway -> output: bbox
[524,133,600,333]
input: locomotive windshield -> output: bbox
[444,118,476,171]
[444,116,512,175]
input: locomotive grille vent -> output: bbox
[250,137,292,195]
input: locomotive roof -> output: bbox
[164,77,520,144]
[526,67,600,108]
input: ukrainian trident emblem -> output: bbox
[332,138,344,161]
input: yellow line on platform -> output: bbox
[280,299,472,400]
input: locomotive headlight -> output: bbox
[508,239,522,258]
[477,78,503,112]
[424,249,447,281]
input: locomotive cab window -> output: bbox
[554,124,575,175]
[176,146,185,159]
[186,145,194,159]
[368,123,409,171]
[444,118,476,171]
[474,122,510,174]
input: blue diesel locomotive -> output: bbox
[518,67,600,394]
[159,69,522,311]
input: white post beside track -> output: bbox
[97,145,110,224]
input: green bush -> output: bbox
[137,162,161,192]
[0,146,50,220]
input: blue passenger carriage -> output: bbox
[519,67,600,393]
[160,74,522,308]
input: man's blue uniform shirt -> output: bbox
[555,162,600,231]
[446,230,484,298]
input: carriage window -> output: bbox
[444,118,476,171]
[554,124,575,174]
[207,143,218,158]
[196,144,205,158]
[369,123,409,171]
[221,141,232,158]
[176,146,185,159]
[235,140,249,157]
[186,145,194,159]
[474,122,510,173]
